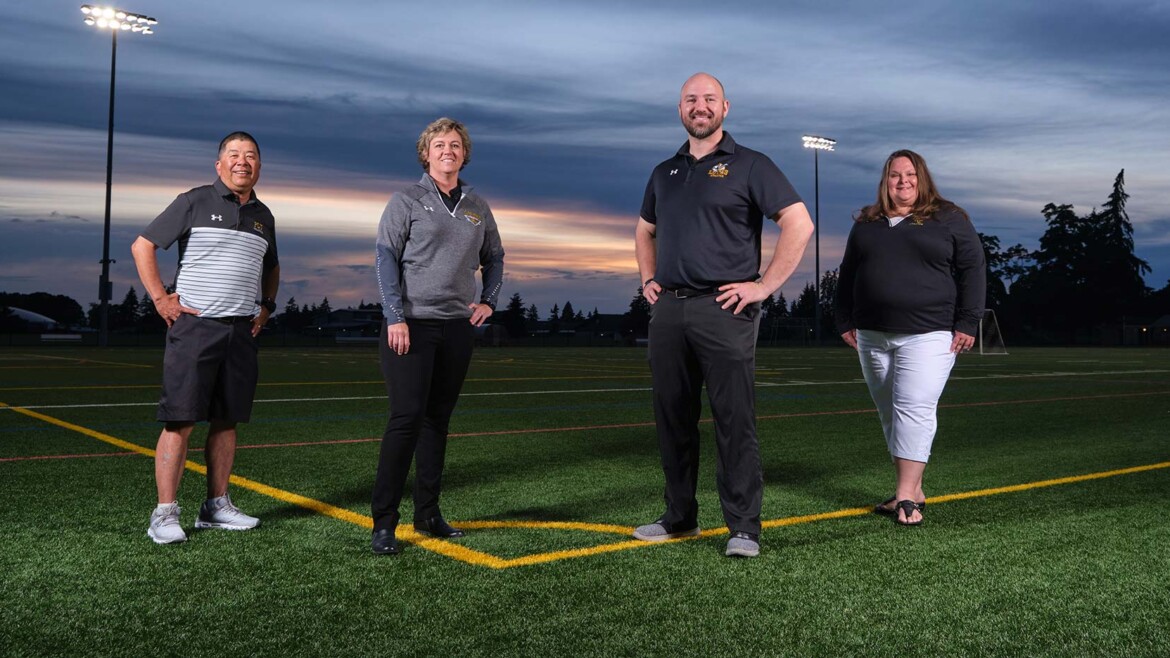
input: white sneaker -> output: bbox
[148,502,187,544]
[195,494,259,531]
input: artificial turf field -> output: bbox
[1,344,1168,657]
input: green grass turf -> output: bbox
[1,345,1168,656]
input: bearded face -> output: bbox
[678,75,728,140]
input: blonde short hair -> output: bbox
[416,117,471,171]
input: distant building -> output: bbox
[6,307,61,331]
[311,307,383,337]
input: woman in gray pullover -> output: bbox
[370,117,505,555]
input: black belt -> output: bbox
[204,315,254,325]
[664,286,718,298]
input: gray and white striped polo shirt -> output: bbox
[141,178,278,319]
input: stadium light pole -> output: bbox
[802,134,836,345]
[79,5,157,347]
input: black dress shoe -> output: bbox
[413,516,465,538]
[371,528,400,555]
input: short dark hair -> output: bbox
[218,131,260,158]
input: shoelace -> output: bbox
[154,505,181,527]
[208,498,244,520]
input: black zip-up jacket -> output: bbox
[834,205,986,336]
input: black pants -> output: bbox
[371,318,474,532]
[647,294,762,536]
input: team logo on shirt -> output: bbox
[911,216,924,226]
[463,212,482,226]
[708,163,729,178]
[211,214,223,222]
[253,221,265,233]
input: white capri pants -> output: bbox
[856,329,956,463]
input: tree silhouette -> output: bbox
[1008,170,1152,340]
[791,282,816,320]
[548,304,560,334]
[622,287,651,338]
[501,292,527,338]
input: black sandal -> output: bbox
[893,499,924,526]
[875,497,926,516]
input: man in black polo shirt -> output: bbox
[633,73,813,557]
[131,131,280,545]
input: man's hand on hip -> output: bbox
[251,308,271,337]
[716,281,768,315]
[644,280,662,305]
[154,293,200,327]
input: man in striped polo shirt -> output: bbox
[131,131,280,545]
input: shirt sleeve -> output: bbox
[749,156,803,220]
[834,224,859,334]
[375,195,411,324]
[639,174,657,224]
[949,212,987,335]
[263,218,279,273]
[140,193,194,249]
[478,204,506,309]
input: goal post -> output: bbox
[977,309,1008,355]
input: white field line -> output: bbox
[4,369,1167,411]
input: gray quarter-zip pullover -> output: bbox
[376,173,505,322]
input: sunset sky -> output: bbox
[2,1,1168,317]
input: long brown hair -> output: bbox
[854,149,966,222]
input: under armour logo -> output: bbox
[669,169,679,176]
[423,205,434,212]
[211,214,223,221]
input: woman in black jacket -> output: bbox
[835,149,985,526]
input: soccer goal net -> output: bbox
[978,309,1008,355]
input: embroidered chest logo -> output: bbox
[423,205,434,212]
[211,214,223,222]
[463,211,483,226]
[669,169,679,176]
[707,163,729,178]
[253,221,265,233]
[911,217,924,226]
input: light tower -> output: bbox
[79,5,158,346]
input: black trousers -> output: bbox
[371,318,474,532]
[647,294,763,536]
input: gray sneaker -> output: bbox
[195,494,259,531]
[725,531,760,557]
[632,518,700,542]
[148,502,187,545]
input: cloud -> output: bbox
[1,0,1168,310]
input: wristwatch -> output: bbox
[260,297,277,313]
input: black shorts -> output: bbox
[157,314,259,423]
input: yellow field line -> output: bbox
[0,401,509,566]
[4,400,1168,569]
[13,353,153,368]
[0,365,150,370]
[0,374,649,392]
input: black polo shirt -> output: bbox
[141,178,278,318]
[640,132,802,290]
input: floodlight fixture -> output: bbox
[80,5,158,31]
[802,135,837,152]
